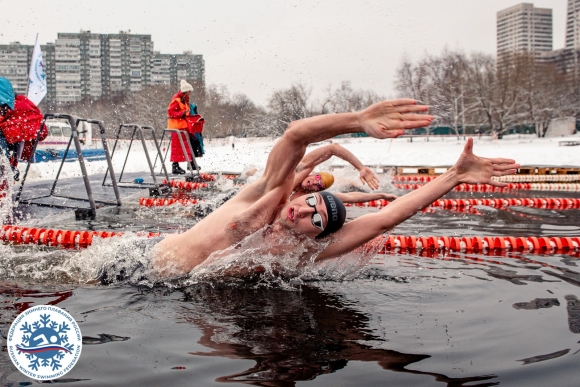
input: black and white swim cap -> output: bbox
[317,191,346,238]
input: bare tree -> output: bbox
[267,82,313,133]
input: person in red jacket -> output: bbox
[0,77,45,181]
[167,80,194,175]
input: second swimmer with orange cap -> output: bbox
[290,144,398,203]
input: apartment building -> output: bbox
[152,51,205,90]
[566,0,580,49]
[0,42,32,94]
[497,3,553,59]
[0,31,204,106]
[538,0,580,76]
[53,31,154,103]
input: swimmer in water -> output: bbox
[243,143,398,203]
[153,99,519,276]
[289,143,398,202]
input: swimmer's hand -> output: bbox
[359,99,434,139]
[381,193,398,201]
[452,138,519,187]
[359,166,380,190]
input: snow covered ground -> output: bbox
[16,133,580,184]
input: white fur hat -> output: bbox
[180,80,193,93]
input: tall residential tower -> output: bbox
[497,3,553,59]
[566,0,580,48]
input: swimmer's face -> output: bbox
[280,193,328,238]
[300,174,324,192]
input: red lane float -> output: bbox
[139,197,200,207]
[496,175,580,183]
[360,235,580,256]
[2,225,578,256]
[392,175,580,183]
[345,197,580,210]
[198,173,239,181]
[393,183,580,192]
[162,179,209,191]
[0,225,161,249]
[165,173,238,184]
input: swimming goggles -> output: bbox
[314,174,325,190]
[306,194,325,231]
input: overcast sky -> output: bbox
[2,0,568,106]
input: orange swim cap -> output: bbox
[318,172,334,189]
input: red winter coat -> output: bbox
[168,92,191,162]
[0,95,44,144]
[0,94,46,166]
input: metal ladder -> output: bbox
[16,114,121,220]
[102,124,171,196]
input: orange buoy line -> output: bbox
[2,225,579,256]
[173,173,238,182]
[163,180,209,191]
[0,225,160,249]
[393,183,580,192]
[496,175,580,182]
[362,235,580,256]
[392,175,580,183]
[345,197,580,210]
[139,197,200,207]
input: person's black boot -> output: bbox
[172,162,186,175]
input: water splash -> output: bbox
[0,227,378,289]
[0,233,159,285]
[183,225,378,289]
[0,151,15,225]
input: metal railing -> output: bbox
[16,114,121,220]
[102,124,171,196]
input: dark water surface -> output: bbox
[1,184,580,386]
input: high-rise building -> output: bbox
[0,31,204,107]
[497,3,553,59]
[566,0,580,48]
[54,31,154,103]
[537,0,580,76]
[0,42,32,94]
[152,51,205,90]
[175,51,205,86]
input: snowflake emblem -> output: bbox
[16,313,75,372]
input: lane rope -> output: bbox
[345,197,580,210]
[0,225,160,249]
[393,183,580,192]
[1,225,578,256]
[163,180,209,191]
[362,235,580,256]
[139,197,200,207]
[392,174,580,183]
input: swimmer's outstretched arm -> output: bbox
[262,99,433,191]
[315,138,520,261]
[294,144,380,190]
[333,192,398,203]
